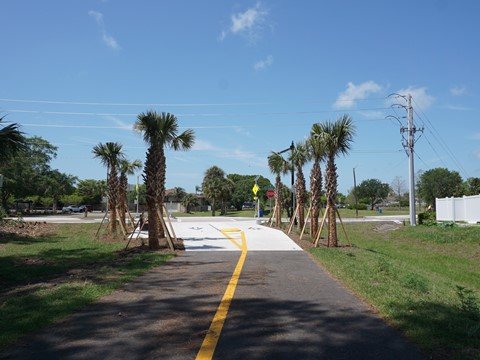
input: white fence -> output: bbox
[436,195,480,224]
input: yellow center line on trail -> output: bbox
[196,228,247,360]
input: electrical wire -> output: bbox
[412,98,469,178]
[5,107,392,118]
[0,96,391,107]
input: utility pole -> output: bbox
[136,174,140,215]
[276,142,296,224]
[290,141,296,225]
[406,94,417,226]
[353,168,358,218]
[387,93,423,226]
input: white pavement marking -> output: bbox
[172,220,302,252]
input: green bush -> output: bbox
[348,203,368,210]
[0,207,8,220]
[418,211,436,226]
[456,285,479,318]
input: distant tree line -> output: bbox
[345,169,480,211]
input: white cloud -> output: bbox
[333,81,382,109]
[442,104,471,111]
[88,10,103,25]
[396,86,435,110]
[358,110,385,119]
[106,116,131,130]
[102,32,120,50]
[219,2,268,42]
[192,139,217,151]
[217,148,263,166]
[233,126,253,138]
[474,149,480,159]
[450,86,467,97]
[254,55,273,71]
[89,10,121,50]
[191,139,263,166]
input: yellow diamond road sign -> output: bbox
[252,184,259,195]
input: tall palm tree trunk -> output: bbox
[275,175,282,227]
[118,176,127,231]
[326,157,338,246]
[145,147,161,249]
[157,151,166,239]
[296,169,307,229]
[107,167,118,235]
[211,199,216,216]
[310,160,322,238]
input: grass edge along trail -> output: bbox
[309,222,480,360]
[0,223,174,348]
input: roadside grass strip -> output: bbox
[196,229,247,360]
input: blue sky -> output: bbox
[1,0,479,195]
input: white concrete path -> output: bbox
[172,220,302,252]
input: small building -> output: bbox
[164,189,209,213]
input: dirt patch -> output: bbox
[373,223,401,232]
[0,220,57,239]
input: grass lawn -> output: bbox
[309,222,480,360]
[0,223,173,348]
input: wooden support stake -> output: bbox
[299,204,312,240]
[125,212,146,249]
[157,208,175,251]
[163,205,177,242]
[268,202,277,227]
[336,207,351,247]
[126,204,135,230]
[95,212,108,238]
[116,207,127,237]
[314,205,329,247]
[287,204,299,234]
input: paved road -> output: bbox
[11,213,409,225]
[1,219,425,359]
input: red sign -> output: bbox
[266,189,275,198]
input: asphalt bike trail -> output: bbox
[0,219,425,359]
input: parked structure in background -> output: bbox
[436,194,480,224]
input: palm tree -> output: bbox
[0,115,27,164]
[134,111,195,249]
[181,193,198,213]
[202,166,226,216]
[119,158,142,230]
[316,115,355,246]
[290,141,310,229]
[268,152,289,227]
[173,187,187,202]
[92,142,125,235]
[219,177,235,215]
[308,125,326,239]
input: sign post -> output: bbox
[253,176,260,219]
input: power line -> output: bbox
[21,123,272,130]
[0,96,390,107]
[412,99,469,178]
[5,107,392,118]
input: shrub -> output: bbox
[0,207,8,221]
[456,285,479,319]
[418,211,436,226]
[348,203,368,210]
